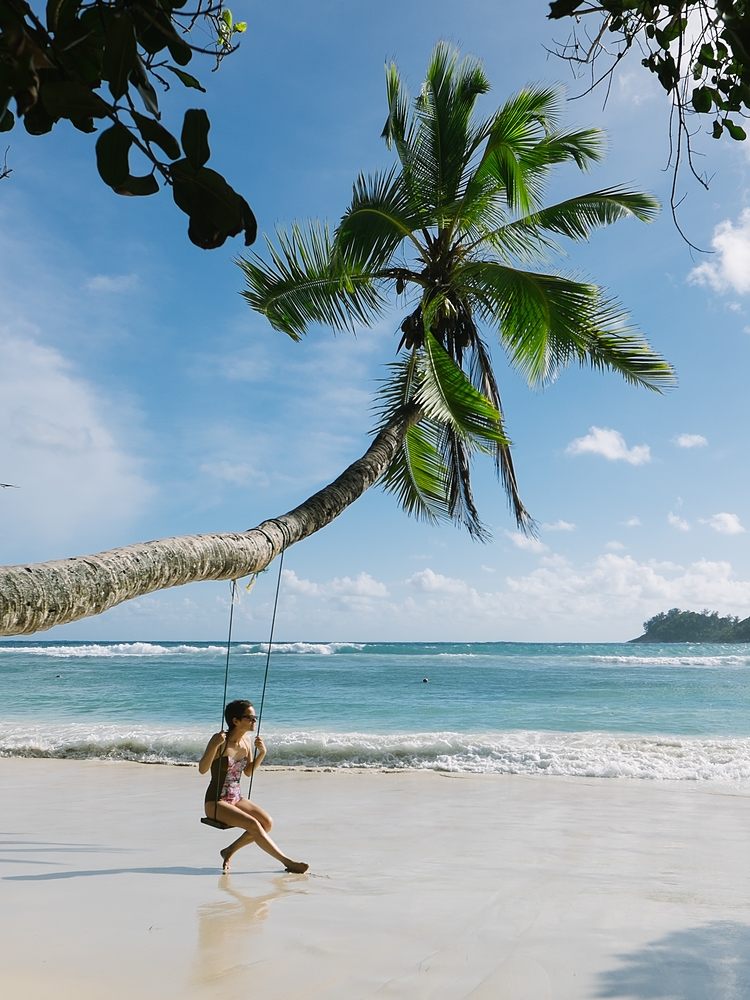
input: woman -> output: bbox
[199,698,308,873]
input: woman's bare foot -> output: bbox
[284,861,309,874]
[220,847,232,872]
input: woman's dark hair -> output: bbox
[225,699,253,732]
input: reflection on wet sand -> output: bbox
[193,874,296,986]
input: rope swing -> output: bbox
[201,550,285,830]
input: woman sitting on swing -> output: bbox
[199,699,309,873]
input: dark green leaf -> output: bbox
[713,119,724,138]
[167,37,192,67]
[131,110,180,159]
[181,108,210,168]
[46,0,78,31]
[40,81,109,120]
[103,12,137,101]
[724,118,747,141]
[129,59,159,117]
[172,162,237,231]
[96,123,132,187]
[116,173,160,196]
[692,86,712,113]
[165,66,206,92]
[23,101,56,135]
[130,5,171,55]
[238,196,258,246]
[547,0,585,18]
[697,43,721,69]
[71,116,96,133]
[187,208,226,249]
[0,108,14,132]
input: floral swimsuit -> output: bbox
[205,753,247,807]
[219,755,247,806]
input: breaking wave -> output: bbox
[3,723,750,781]
[589,655,750,668]
[239,642,367,655]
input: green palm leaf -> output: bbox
[501,188,659,246]
[412,42,490,211]
[336,168,427,270]
[462,260,676,390]
[417,330,510,447]
[239,222,385,339]
[374,354,452,523]
[469,87,602,214]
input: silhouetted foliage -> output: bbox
[0,0,256,248]
[548,2,750,243]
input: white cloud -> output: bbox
[706,512,745,535]
[623,517,641,527]
[504,531,548,553]
[668,512,691,532]
[200,460,270,487]
[542,520,575,532]
[566,426,651,466]
[0,330,149,559]
[395,556,750,640]
[674,433,708,449]
[407,568,469,595]
[499,554,750,624]
[606,541,625,551]
[85,274,138,293]
[688,208,750,295]
[282,568,389,604]
[481,565,496,573]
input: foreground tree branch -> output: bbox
[0,404,421,636]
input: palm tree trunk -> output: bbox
[0,404,421,636]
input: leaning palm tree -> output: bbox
[0,44,675,635]
[240,42,675,540]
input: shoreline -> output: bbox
[4,758,750,998]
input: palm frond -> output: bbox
[468,86,564,214]
[495,187,659,251]
[239,222,385,339]
[417,330,510,447]
[468,89,607,215]
[469,335,535,533]
[335,168,427,270]
[520,127,604,175]
[412,42,490,212]
[439,426,490,541]
[461,261,676,391]
[374,354,452,523]
[382,62,411,150]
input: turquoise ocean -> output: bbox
[3,640,750,781]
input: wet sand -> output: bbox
[2,758,750,999]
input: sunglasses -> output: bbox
[240,715,259,722]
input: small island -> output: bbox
[630,608,750,643]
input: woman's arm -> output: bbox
[198,732,226,774]
[245,736,266,775]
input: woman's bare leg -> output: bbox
[207,801,308,873]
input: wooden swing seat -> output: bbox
[201,816,232,830]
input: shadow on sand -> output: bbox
[597,921,750,999]
[3,865,281,881]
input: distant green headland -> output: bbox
[631,608,750,643]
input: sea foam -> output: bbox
[3,723,750,782]
[0,642,226,658]
[589,654,750,667]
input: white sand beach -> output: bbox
[2,759,750,999]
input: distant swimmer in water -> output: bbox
[199,699,308,874]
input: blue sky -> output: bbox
[2,0,750,642]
